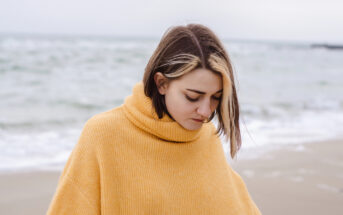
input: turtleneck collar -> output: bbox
[123,81,207,143]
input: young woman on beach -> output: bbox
[47,24,261,214]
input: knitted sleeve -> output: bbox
[230,169,262,215]
[47,117,102,215]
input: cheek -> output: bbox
[165,93,195,117]
[211,100,220,111]
[180,102,196,116]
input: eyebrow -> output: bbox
[186,88,223,94]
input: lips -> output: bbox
[192,118,204,122]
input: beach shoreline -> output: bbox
[231,138,343,215]
[1,139,342,215]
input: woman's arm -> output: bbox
[47,117,102,215]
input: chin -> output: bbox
[180,122,203,131]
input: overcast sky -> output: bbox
[1,0,342,43]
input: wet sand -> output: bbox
[231,139,343,215]
[0,139,342,215]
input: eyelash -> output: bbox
[185,95,222,102]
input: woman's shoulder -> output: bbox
[82,105,127,135]
[203,121,219,137]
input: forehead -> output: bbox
[172,68,222,93]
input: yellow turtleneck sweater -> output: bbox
[47,82,261,215]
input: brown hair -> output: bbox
[143,23,241,159]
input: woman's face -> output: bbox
[154,68,223,130]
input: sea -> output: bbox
[1,34,342,172]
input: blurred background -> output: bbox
[1,0,342,171]
[0,0,343,214]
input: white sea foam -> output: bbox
[1,35,343,172]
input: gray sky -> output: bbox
[1,0,342,43]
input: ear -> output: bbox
[154,72,169,95]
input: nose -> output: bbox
[196,99,212,119]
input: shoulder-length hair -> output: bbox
[143,23,241,159]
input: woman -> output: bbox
[47,24,261,214]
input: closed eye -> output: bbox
[185,95,199,102]
[186,95,221,102]
[212,96,222,101]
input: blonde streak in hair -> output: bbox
[165,53,199,66]
[164,56,200,78]
[208,54,237,157]
[156,53,198,68]
[170,53,199,60]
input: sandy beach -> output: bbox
[231,139,343,215]
[0,139,342,215]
